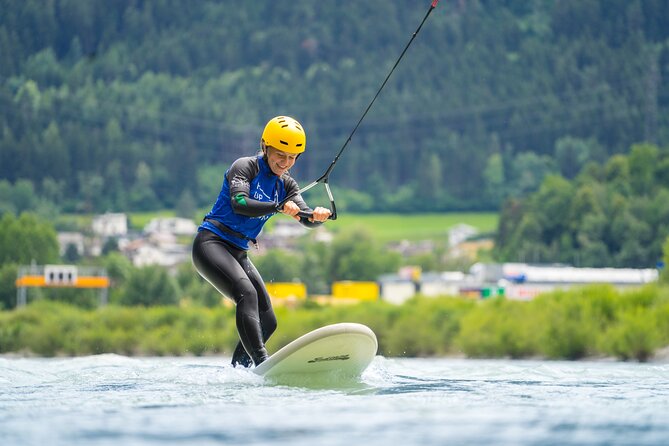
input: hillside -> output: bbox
[1,0,668,215]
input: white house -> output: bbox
[472,262,660,300]
[144,217,198,236]
[92,213,128,237]
[123,238,190,268]
[57,232,85,257]
[270,220,308,238]
[448,223,478,248]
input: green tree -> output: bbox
[0,180,15,215]
[0,212,59,265]
[483,152,506,206]
[328,226,401,282]
[253,249,303,283]
[196,163,228,207]
[416,152,444,204]
[129,162,159,211]
[297,237,330,295]
[14,80,41,113]
[12,179,38,214]
[628,143,659,196]
[575,212,610,267]
[661,236,669,284]
[175,189,196,219]
[24,48,64,86]
[99,252,133,304]
[531,174,573,247]
[101,238,119,256]
[119,265,179,306]
[41,122,70,182]
[554,136,593,179]
[0,263,18,309]
[494,198,523,260]
[509,152,556,197]
[63,243,80,263]
[604,155,631,196]
[657,157,669,188]
[76,173,105,213]
[174,261,221,307]
[40,177,66,209]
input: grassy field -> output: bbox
[58,210,499,244]
[321,212,498,243]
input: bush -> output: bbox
[120,266,179,306]
[533,287,613,359]
[456,297,539,358]
[1,285,668,360]
[599,308,659,361]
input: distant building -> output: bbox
[92,213,128,237]
[122,236,190,269]
[472,262,659,300]
[377,263,659,304]
[468,262,659,286]
[387,239,437,258]
[57,232,85,257]
[420,271,465,297]
[448,223,478,247]
[377,274,418,304]
[144,217,197,236]
[270,220,308,238]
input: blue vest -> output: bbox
[200,155,287,249]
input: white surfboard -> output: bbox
[253,323,377,383]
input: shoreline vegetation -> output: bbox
[1,284,668,363]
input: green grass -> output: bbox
[324,213,498,243]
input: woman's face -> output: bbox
[265,146,298,176]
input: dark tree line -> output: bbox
[1,0,668,215]
[494,143,669,268]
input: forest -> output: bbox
[495,143,669,268]
[1,0,669,269]
[1,0,668,213]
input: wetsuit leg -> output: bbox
[191,230,269,365]
[241,256,278,338]
[231,256,277,367]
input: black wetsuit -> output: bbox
[192,155,319,366]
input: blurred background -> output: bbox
[1,1,668,321]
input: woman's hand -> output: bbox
[279,202,331,222]
[279,201,301,220]
[310,206,331,223]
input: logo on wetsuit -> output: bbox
[307,354,350,363]
[252,182,279,222]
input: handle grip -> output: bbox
[297,210,335,220]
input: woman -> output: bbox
[192,116,331,367]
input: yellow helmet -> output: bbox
[261,116,306,154]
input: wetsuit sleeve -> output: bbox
[284,176,323,228]
[228,158,278,217]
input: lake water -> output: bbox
[1,355,668,446]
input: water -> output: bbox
[1,355,668,446]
